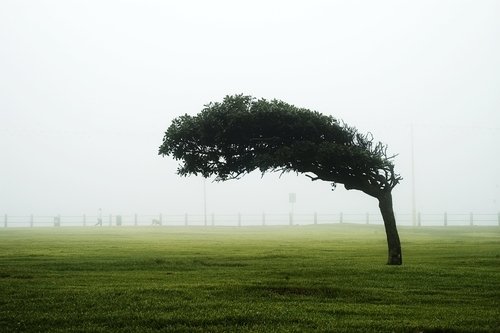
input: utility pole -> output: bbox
[203,179,207,226]
[411,124,417,227]
[289,193,296,225]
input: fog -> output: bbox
[1,1,499,221]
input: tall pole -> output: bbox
[411,124,417,227]
[289,193,296,226]
[203,178,207,226]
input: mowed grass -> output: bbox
[0,225,499,333]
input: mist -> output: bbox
[1,1,499,222]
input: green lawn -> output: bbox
[0,225,499,332]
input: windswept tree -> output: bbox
[159,95,403,265]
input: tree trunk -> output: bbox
[378,191,402,265]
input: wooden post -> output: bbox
[30,214,33,227]
[134,213,137,226]
[238,213,241,227]
[262,213,265,226]
[469,212,473,227]
[314,212,317,225]
[83,214,86,227]
[418,212,421,227]
[4,214,7,228]
[444,212,447,227]
[340,212,343,224]
[366,212,369,225]
[184,213,188,226]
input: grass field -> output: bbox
[0,224,499,332]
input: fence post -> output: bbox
[30,214,33,227]
[418,212,421,227]
[470,212,473,227]
[340,212,343,224]
[314,212,317,225]
[262,213,265,226]
[184,213,188,226]
[4,214,6,228]
[83,214,86,227]
[366,212,369,225]
[238,213,241,227]
[444,212,447,227]
[211,213,214,226]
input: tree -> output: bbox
[159,94,403,265]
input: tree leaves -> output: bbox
[159,94,401,199]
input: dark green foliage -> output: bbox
[159,94,401,198]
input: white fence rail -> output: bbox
[2,212,500,228]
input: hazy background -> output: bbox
[1,1,499,221]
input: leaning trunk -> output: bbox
[378,191,402,265]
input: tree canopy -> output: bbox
[159,94,403,265]
[159,94,401,200]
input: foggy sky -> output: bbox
[1,1,499,220]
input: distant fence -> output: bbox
[2,212,500,228]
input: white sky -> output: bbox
[1,1,499,222]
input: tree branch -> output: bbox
[306,174,320,181]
